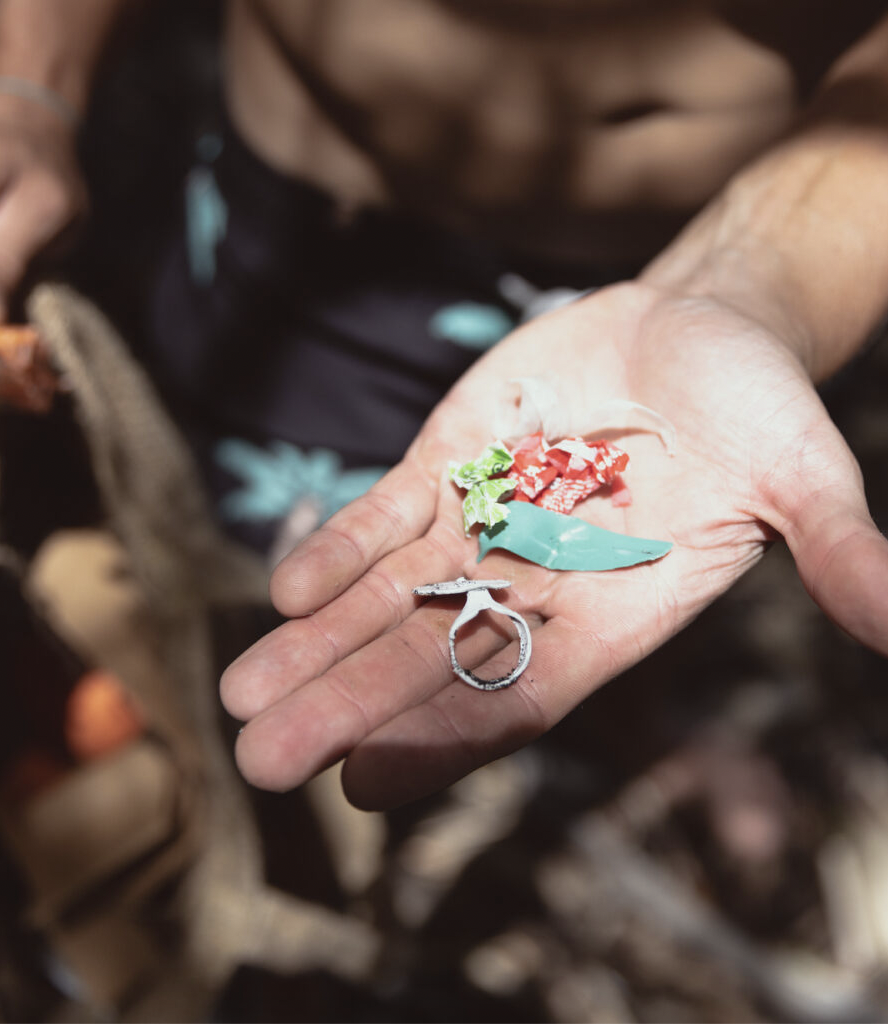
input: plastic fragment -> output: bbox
[495,377,677,455]
[506,432,558,500]
[460,477,516,533]
[506,434,629,514]
[585,398,678,456]
[449,442,516,532]
[536,474,601,513]
[449,442,514,489]
[477,501,672,571]
[609,475,632,507]
[549,438,630,479]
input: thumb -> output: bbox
[781,462,888,657]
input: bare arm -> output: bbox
[0,0,129,318]
[0,0,126,115]
[643,11,888,382]
[223,10,888,809]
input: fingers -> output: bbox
[759,404,888,657]
[783,484,888,657]
[221,526,464,720]
[339,618,610,810]
[233,594,535,792]
[269,457,446,617]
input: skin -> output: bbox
[224,0,886,265]
[224,282,888,809]
[0,0,119,319]
[220,2,888,808]
[0,90,85,315]
[2,0,888,808]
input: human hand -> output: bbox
[0,91,86,320]
[222,281,888,808]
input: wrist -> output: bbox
[0,35,88,120]
[0,76,80,130]
[641,211,814,370]
[0,0,126,120]
[639,155,881,383]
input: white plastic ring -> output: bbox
[413,577,532,690]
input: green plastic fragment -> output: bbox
[477,500,672,570]
[461,477,516,532]
[449,443,514,489]
[449,442,517,533]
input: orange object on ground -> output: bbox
[64,670,145,762]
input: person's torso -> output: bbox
[225,0,886,267]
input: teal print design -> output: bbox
[428,302,515,350]
[478,500,672,571]
[215,439,387,523]
[185,134,228,286]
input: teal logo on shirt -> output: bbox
[215,438,387,523]
[428,302,515,350]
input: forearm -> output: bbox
[642,15,888,383]
[0,0,130,119]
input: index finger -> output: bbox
[233,586,543,793]
[270,454,445,617]
[221,518,468,721]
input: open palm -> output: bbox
[222,282,888,808]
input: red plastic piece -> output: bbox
[505,434,630,515]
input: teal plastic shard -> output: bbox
[478,500,672,570]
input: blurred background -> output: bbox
[3,3,888,1021]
